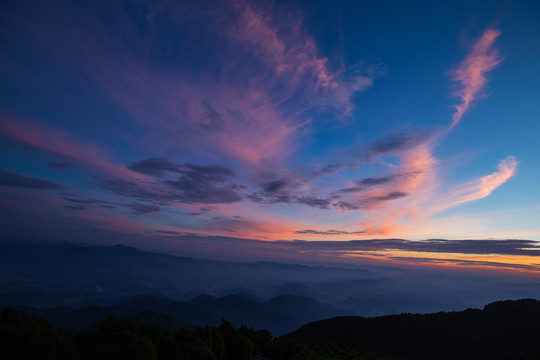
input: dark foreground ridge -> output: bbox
[290,298,540,360]
[3,299,540,359]
[0,308,392,360]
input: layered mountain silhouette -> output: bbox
[3,238,540,338]
[15,293,347,335]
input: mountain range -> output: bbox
[2,238,540,336]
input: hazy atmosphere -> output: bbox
[2,2,540,359]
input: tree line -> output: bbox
[0,308,392,360]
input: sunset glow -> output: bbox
[1,0,539,275]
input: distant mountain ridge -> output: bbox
[0,240,381,308]
[3,239,540,331]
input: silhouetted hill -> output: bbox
[1,308,394,360]
[290,298,540,360]
[14,293,348,335]
[7,301,540,360]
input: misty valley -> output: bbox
[2,239,540,359]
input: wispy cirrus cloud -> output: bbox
[128,158,182,177]
[441,155,518,209]
[5,0,372,169]
[327,29,512,236]
[450,29,503,128]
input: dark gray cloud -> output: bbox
[338,131,435,169]
[286,238,540,256]
[295,229,365,235]
[99,163,243,205]
[263,179,289,193]
[357,175,395,186]
[249,184,406,210]
[249,172,334,209]
[368,132,432,155]
[155,230,182,235]
[370,134,411,154]
[333,201,360,211]
[308,163,346,179]
[62,195,116,210]
[182,163,235,181]
[0,168,68,190]
[247,192,293,205]
[46,162,73,170]
[369,191,407,201]
[296,196,331,209]
[63,205,86,211]
[128,158,181,177]
[248,175,305,206]
[166,163,243,204]
[188,206,214,216]
[332,191,408,210]
[127,203,161,215]
[211,215,241,223]
[248,191,331,209]
[337,175,398,194]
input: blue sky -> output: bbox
[1,0,539,272]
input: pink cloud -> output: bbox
[446,155,518,207]
[339,29,508,237]
[348,153,518,238]
[344,144,439,236]
[225,0,372,117]
[70,1,373,167]
[0,114,142,180]
[3,0,375,192]
[450,29,502,128]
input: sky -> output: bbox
[1,0,540,273]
